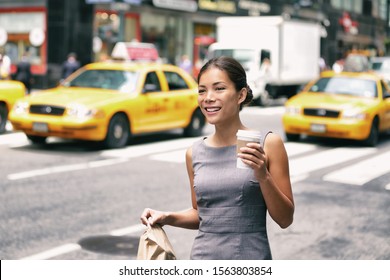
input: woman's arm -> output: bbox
[140,147,199,229]
[238,133,294,228]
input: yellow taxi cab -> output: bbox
[0,80,26,133]
[282,71,390,146]
[9,61,205,148]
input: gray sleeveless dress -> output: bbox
[190,137,272,260]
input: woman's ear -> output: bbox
[238,87,247,105]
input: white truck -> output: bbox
[208,16,321,106]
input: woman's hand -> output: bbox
[237,143,269,181]
[140,208,167,227]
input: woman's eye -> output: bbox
[216,87,225,91]
[198,89,205,95]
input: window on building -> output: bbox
[372,0,379,17]
[93,10,140,61]
[330,0,342,9]
[0,8,47,75]
[331,0,362,14]
[378,0,387,19]
[352,0,363,13]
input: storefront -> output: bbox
[1,0,388,89]
[91,0,272,77]
[0,6,47,76]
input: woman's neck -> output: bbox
[208,120,247,147]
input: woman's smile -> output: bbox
[204,106,221,113]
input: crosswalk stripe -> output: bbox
[289,147,376,177]
[101,137,200,159]
[7,158,129,180]
[0,132,29,146]
[323,150,390,185]
[284,142,317,157]
[149,149,186,163]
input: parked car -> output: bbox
[0,80,26,133]
[369,56,390,81]
[9,61,205,148]
[282,71,390,146]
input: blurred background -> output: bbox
[0,0,389,89]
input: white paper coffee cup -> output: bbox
[236,129,262,169]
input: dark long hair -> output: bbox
[197,56,253,110]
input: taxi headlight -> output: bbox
[13,101,29,114]
[66,103,105,119]
[285,106,301,115]
[341,109,368,120]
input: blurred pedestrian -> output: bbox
[319,57,327,72]
[260,57,271,78]
[15,52,33,94]
[140,56,294,260]
[179,54,192,75]
[0,52,11,80]
[62,52,80,80]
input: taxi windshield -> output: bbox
[309,77,377,98]
[64,69,139,92]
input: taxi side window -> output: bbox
[380,81,390,99]
[143,72,161,93]
[164,71,189,90]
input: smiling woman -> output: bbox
[140,56,294,260]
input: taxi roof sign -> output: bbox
[111,42,159,61]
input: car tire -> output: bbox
[363,118,379,147]
[27,135,47,144]
[104,113,130,149]
[183,109,205,137]
[285,133,300,142]
[0,103,8,134]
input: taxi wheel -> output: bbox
[27,135,47,144]
[104,113,130,149]
[363,118,379,147]
[184,109,205,137]
[0,104,8,134]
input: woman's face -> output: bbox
[198,67,244,125]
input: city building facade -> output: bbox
[0,0,389,88]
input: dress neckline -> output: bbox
[201,137,236,149]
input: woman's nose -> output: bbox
[204,91,215,102]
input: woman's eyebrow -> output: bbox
[199,81,225,87]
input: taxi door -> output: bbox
[137,71,171,132]
[161,70,198,127]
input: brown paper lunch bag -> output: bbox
[137,224,177,260]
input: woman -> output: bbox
[140,56,294,259]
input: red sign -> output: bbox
[126,46,159,61]
[339,12,358,34]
